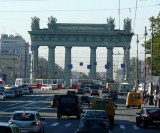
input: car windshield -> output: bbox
[79,119,109,129]
[146,109,160,115]
[96,101,110,107]
[0,126,12,133]
[85,111,106,117]
[13,113,35,121]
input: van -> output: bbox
[57,95,82,119]
[126,92,142,109]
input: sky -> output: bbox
[0,0,159,74]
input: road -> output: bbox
[0,89,159,133]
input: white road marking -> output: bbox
[50,123,59,126]
[120,125,125,129]
[133,125,139,129]
[64,123,72,127]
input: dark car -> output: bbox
[77,89,84,95]
[91,89,99,96]
[80,95,90,107]
[83,87,91,94]
[136,107,160,128]
[74,117,110,133]
[51,94,61,108]
[67,90,76,95]
[57,95,82,119]
[102,88,108,94]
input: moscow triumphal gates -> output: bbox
[29,16,133,87]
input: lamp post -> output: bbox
[136,35,139,86]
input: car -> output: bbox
[0,122,21,133]
[126,92,142,108]
[4,91,15,99]
[41,85,52,90]
[57,95,82,119]
[77,88,84,95]
[83,110,108,119]
[21,88,30,95]
[51,94,61,108]
[9,110,45,133]
[91,99,117,128]
[74,117,110,133]
[0,92,6,100]
[91,89,99,96]
[80,95,90,107]
[136,107,160,128]
[66,90,76,95]
[102,88,108,94]
[83,87,91,94]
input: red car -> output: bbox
[136,107,160,128]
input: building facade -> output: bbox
[0,34,30,82]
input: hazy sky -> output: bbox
[0,0,159,73]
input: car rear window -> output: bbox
[13,113,35,121]
[96,101,109,107]
[59,97,77,104]
[0,126,12,133]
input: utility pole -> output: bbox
[136,35,139,85]
[144,26,147,93]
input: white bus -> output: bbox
[119,82,132,95]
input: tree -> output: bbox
[143,12,160,76]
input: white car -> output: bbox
[41,85,52,90]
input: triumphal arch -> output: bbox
[28,16,133,87]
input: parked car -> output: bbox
[136,107,160,128]
[4,91,15,99]
[80,95,90,107]
[0,92,6,100]
[51,94,61,108]
[83,87,91,94]
[21,88,30,95]
[66,90,76,95]
[74,117,110,133]
[0,122,21,133]
[57,95,82,119]
[77,88,84,95]
[9,110,45,133]
[83,110,108,119]
[91,89,99,96]
[41,85,52,90]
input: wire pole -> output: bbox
[136,35,139,83]
[144,26,147,93]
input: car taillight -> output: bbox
[8,120,14,124]
[31,121,40,126]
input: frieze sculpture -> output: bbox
[31,16,40,30]
[47,16,57,30]
[106,17,115,31]
[123,18,131,32]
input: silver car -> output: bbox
[9,111,45,133]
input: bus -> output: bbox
[118,82,133,95]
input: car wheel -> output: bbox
[141,120,147,128]
[138,105,141,109]
[136,119,140,127]
[126,105,130,108]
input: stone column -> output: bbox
[47,46,56,79]
[64,47,72,88]
[31,45,39,79]
[89,47,97,79]
[106,47,113,81]
[125,47,130,83]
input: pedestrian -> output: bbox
[154,94,158,107]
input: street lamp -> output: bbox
[136,35,139,85]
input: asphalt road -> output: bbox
[0,89,159,133]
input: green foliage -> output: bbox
[142,12,160,76]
